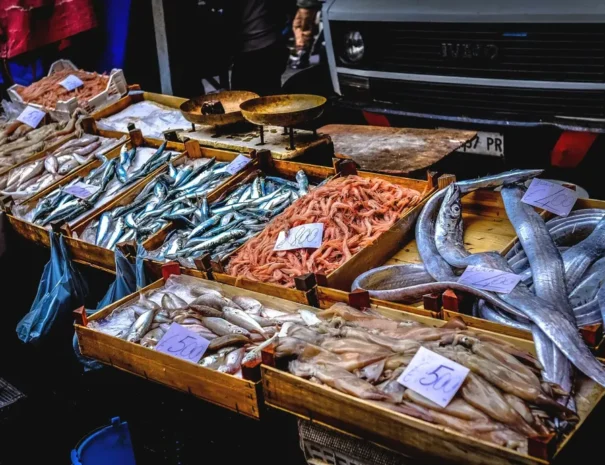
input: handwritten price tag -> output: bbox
[64,182,101,200]
[155,323,210,363]
[59,74,84,91]
[398,347,469,408]
[457,265,521,294]
[17,106,46,128]
[522,179,578,217]
[224,154,251,175]
[274,223,323,251]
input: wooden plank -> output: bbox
[77,325,261,418]
[442,309,533,341]
[212,272,312,306]
[262,366,545,465]
[319,124,475,175]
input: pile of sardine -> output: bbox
[78,157,234,249]
[277,303,576,452]
[353,170,605,408]
[0,134,126,200]
[145,169,314,268]
[14,142,179,227]
[88,275,318,375]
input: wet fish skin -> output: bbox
[201,317,251,337]
[96,212,112,246]
[208,334,250,351]
[127,308,158,343]
[222,307,266,335]
[44,155,59,174]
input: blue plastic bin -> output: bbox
[71,417,136,465]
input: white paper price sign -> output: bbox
[522,179,578,217]
[17,106,46,128]
[457,265,521,294]
[397,347,470,408]
[274,223,323,251]
[155,323,210,363]
[224,154,251,175]
[64,182,101,200]
[59,74,84,91]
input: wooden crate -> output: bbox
[75,270,322,419]
[207,159,436,305]
[262,293,605,465]
[92,91,188,143]
[439,197,605,347]
[5,129,183,251]
[63,140,250,272]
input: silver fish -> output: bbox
[44,155,59,174]
[104,217,126,250]
[201,317,251,338]
[296,170,309,196]
[222,307,266,335]
[127,308,158,343]
[58,158,80,175]
[96,212,112,246]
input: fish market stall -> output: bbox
[5,131,182,249]
[93,92,189,141]
[209,162,435,300]
[0,109,84,173]
[7,60,128,120]
[74,271,326,419]
[261,297,605,465]
[64,141,253,272]
[0,129,126,202]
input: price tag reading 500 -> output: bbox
[155,323,210,363]
[397,346,470,407]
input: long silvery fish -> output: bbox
[96,212,112,246]
[222,307,266,335]
[201,317,251,337]
[433,184,605,388]
[417,170,543,281]
[501,185,576,412]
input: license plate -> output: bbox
[457,131,504,157]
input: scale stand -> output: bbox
[258,125,296,150]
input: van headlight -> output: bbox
[342,31,364,64]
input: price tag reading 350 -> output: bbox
[457,265,522,294]
[397,347,470,408]
[224,154,251,175]
[274,223,323,251]
[155,323,209,363]
[64,182,100,200]
[522,179,578,217]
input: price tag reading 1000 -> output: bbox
[397,346,470,408]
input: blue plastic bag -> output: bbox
[17,233,88,344]
[75,246,148,370]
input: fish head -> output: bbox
[439,184,464,236]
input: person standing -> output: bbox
[230,0,290,95]
[290,0,321,69]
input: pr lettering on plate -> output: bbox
[522,179,578,217]
[397,346,470,408]
[273,223,323,251]
[155,323,210,363]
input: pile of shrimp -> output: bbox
[227,175,422,287]
[17,69,109,109]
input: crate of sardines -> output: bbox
[62,140,253,272]
[5,128,182,248]
[261,297,605,465]
[75,270,326,419]
[208,159,435,304]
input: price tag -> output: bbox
[299,309,321,326]
[155,323,210,363]
[274,223,323,251]
[397,346,469,408]
[64,182,101,200]
[522,179,578,217]
[457,265,521,294]
[224,154,251,175]
[17,106,46,128]
[59,74,84,91]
